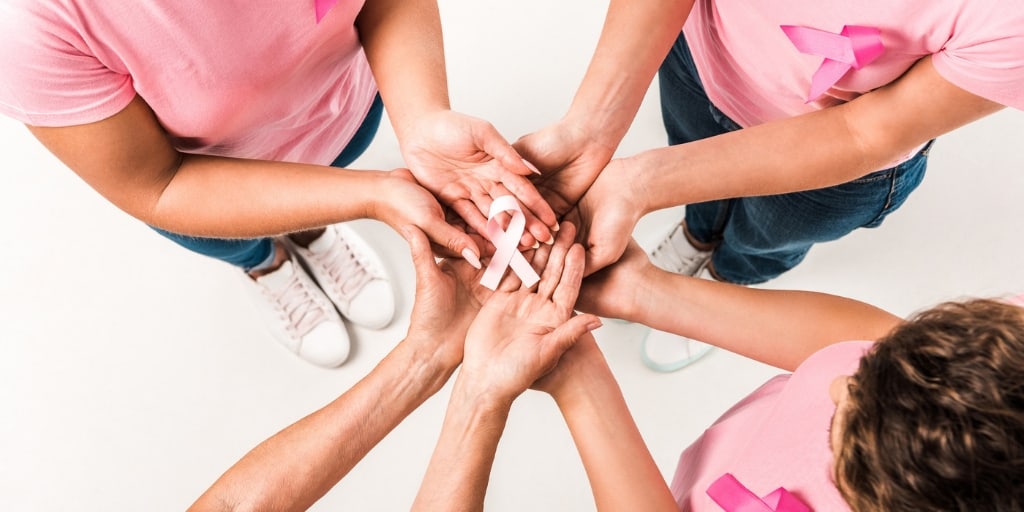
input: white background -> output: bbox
[2,1,1023,510]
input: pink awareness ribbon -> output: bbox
[315,0,338,23]
[707,473,812,512]
[480,195,540,291]
[780,25,884,103]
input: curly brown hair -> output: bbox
[834,299,1024,511]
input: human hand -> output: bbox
[458,222,602,402]
[372,168,486,267]
[513,118,617,217]
[402,216,562,369]
[563,159,644,275]
[398,110,557,247]
[576,239,655,322]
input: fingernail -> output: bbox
[544,234,555,245]
[587,320,603,331]
[552,223,561,232]
[522,158,542,175]
[462,248,482,269]
[532,241,540,250]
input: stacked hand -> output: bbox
[513,119,617,218]
[399,110,558,248]
[460,222,602,401]
[404,217,601,401]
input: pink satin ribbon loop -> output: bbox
[707,473,812,512]
[315,0,338,23]
[480,195,540,291]
[781,25,884,102]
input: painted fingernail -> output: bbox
[522,158,542,175]
[532,240,541,250]
[552,223,561,232]
[462,248,482,269]
[544,234,555,245]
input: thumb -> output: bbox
[420,218,483,270]
[542,314,603,357]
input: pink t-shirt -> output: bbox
[0,1,377,165]
[683,0,1024,129]
[670,341,873,512]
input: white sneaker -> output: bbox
[287,224,396,330]
[640,264,715,372]
[244,254,351,368]
[649,222,712,276]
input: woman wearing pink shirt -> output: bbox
[512,0,1024,369]
[0,0,556,367]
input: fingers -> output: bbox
[498,172,559,234]
[417,217,482,270]
[537,222,577,300]
[541,314,603,359]
[450,198,490,239]
[552,243,587,311]
[476,122,535,178]
[402,226,444,283]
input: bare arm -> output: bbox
[631,56,1004,212]
[27,96,479,255]
[356,0,556,245]
[189,225,492,511]
[413,223,601,511]
[188,333,457,512]
[577,241,901,371]
[515,0,693,215]
[534,336,677,512]
[573,56,1005,273]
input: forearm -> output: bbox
[566,0,693,151]
[357,0,449,141]
[629,104,896,213]
[629,57,1002,213]
[189,335,457,512]
[626,267,901,371]
[149,154,383,237]
[412,377,512,512]
[552,340,677,512]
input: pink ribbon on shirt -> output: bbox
[781,25,884,103]
[315,0,338,23]
[480,195,540,291]
[707,473,812,512]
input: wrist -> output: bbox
[391,105,452,149]
[452,371,516,413]
[612,153,657,217]
[556,113,621,165]
[400,332,462,390]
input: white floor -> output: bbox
[2,2,1023,510]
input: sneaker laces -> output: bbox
[264,271,329,338]
[650,225,710,275]
[307,235,376,301]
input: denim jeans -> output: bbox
[152,94,384,270]
[658,34,930,284]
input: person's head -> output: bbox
[831,298,1024,511]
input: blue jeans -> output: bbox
[658,34,930,284]
[153,94,384,270]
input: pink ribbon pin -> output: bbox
[707,473,812,512]
[781,25,884,103]
[315,0,338,23]
[480,195,540,291]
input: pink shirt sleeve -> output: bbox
[931,0,1024,110]
[0,4,135,126]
